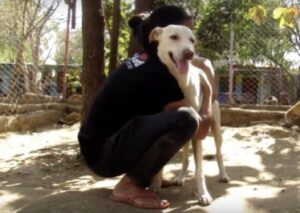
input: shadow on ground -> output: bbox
[1,125,299,212]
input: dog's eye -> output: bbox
[170,35,179,40]
[190,38,195,44]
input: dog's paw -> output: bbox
[195,192,213,206]
[219,173,230,183]
[172,176,184,186]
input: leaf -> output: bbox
[273,6,298,28]
[246,5,267,25]
[279,16,286,28]
[119,37,125,44]
[289,6,299,17]
[273,7,286,20]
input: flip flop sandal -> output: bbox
[111,191,170,209]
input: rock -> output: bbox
[285,101,300,127]
[58,112,81,125]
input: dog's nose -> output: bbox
[183,49,194,60]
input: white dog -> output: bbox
[149,25,229,206]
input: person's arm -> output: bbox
[164,71,213,140]
[199,70,212,117]
[193,70,213,140]
[192,56,216,102]
[164,99,191,111]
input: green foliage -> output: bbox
[0,1,27,62]
[245,3,299,69]
[66,66,82,95]
[0,0,61,64]
[245,5,267,25]
[196,0,254,60]
[103,0,133,75]
[55,28,83,65]
[118,1,132,61]
[273,6,299,28]
[247,5,299,29]
[195,0,296,71]
[154,0,206,21]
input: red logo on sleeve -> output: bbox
[126,52,148,69]
[139,53,148,61]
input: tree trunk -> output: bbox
[108,0,121,75]
[30,26,43,94]
[9,37,29,97]
[30,13,52,94]
[81,0,105,124]
[127,0,153,56]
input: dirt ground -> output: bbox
[0,123,299,213]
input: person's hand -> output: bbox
[193,110,211,140]
[164,98,192,110]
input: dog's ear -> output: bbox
[149,27,162,42]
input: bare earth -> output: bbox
[0,123,299,213]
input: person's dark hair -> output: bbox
[128,5,192,51]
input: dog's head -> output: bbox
[149,25,196,76]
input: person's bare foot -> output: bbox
[112,175,170,209]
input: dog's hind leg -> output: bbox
[211,101,230,183]
[173,141,190,185]
[192,139,212,206]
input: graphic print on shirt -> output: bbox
[126,53,149,70]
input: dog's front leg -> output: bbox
[149,169,163,192]
[211,101,230,182]
[192,138,212,206]
[173,141,190,185]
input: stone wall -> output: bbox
[0,101,291,132]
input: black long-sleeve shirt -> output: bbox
[78,51,183,165]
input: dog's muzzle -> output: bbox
[168,51,190,75]
[168,52,176,67]
[182,49,194,60]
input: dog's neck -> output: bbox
[171,66,191,89]
[157,52,191,88]
[165,62,191,89]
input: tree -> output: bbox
[28,15,60,94]
[248,4,300,58]
[0,0,61,95]
[244,2,299,70]
[103,0,133,73]
[81,0,105,123]
[127,0,207,56]
[196,0,295,71]
[197,0,253,60]
[108,0,121,74]
[155,0,206,21]
[128,0,154,56]
[55,28,83,65]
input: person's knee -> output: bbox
[157,107,198,148]
[176,107,199,137]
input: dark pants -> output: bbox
[92,107,198,187]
